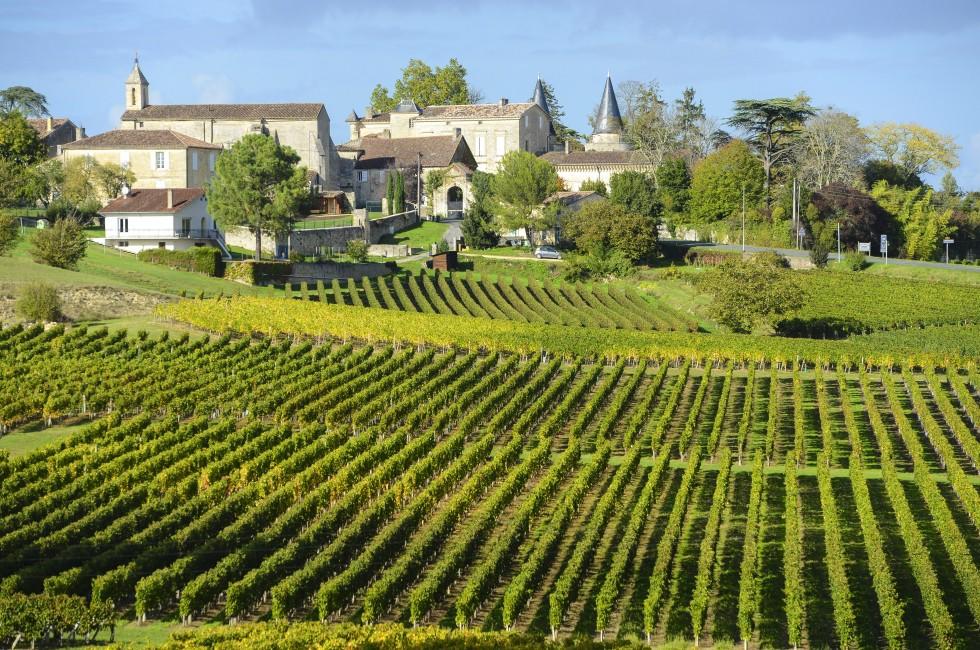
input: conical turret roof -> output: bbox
[126,58,148,85]
[593,75,623,135]
[532,78,548,114]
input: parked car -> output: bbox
[534,245,561,260]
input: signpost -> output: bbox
[943,238,955,264]
[857,242,871,253]
[880,234,888,265]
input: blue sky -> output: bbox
[3,0,979,188]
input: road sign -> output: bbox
[880,234,888,250]
[944,238,955,244]
[858,242,871,253]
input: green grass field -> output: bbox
[0,237,280,299]
[379,220,449,252]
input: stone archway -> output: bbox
[446,186,464,218]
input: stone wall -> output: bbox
[224,226,279,256]
[288,227,364,256]
[289,261,393,282]
[366,210,418,244]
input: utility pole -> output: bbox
[741,182,746,252]
[417,152,423,220]
[837,222,841,262]
[791,178,797,247]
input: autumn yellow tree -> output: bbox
[866,122,959,181]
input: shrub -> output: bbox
[30,218,88,269]
[347,239,369,263]
[0,213,19,256]
[843,250,867,271]
[15,282,61,322]
[809,242,830,268]
[137,247,225,277]
[224,260,293,285]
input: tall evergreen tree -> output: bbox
[385,172,395,215]
[394,171,406,213]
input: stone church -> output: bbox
[117,58,341,190]
[542,76,657,191]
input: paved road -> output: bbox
[670,241,980,273]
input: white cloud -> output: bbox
[192,74,233,104]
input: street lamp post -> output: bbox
[741,183,746,252]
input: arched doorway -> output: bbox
[446,186,463,219]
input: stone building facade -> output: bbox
[337,134,476,214]
[29,118,84,157]
[116,58,340,189]
[344,81,552,173]
[61,129,221,190]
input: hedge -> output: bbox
[137,247,224,277]
[224,260,293,285]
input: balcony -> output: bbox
[106,228,225,241]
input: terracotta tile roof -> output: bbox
[353,135,475,170]
[100,188,205,214]
[121,103,324,121]
[62,129,223,150]
[358,112,390,124]
[418,102,538,120]
[28,118,70,137]
[540,150,651,166]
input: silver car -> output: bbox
[534,245,561,260]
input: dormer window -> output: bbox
[130,88,136,106]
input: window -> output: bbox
[120,151,129,168]
[130,88,136,106]
[208,152,216,172]
[119,218,129,233]
[192,152,198,171]
[158,242,166,249]
[357,170,368,182]
[524,115,528,128]
[117,241,128,248]
[181,218,191,236]
[495,135,505,157]
[539,115,544,129]
[154,151,166,170]
[524,139,529,151]
[476,136,486,157]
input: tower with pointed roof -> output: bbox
[585,75,629,152]
[125,57,149,112]
[532,78,548,115]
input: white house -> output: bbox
[99,188,229,256]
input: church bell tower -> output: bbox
[125,56,149,111]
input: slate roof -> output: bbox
[594,76,624,135]
[532,79,549,115]
[418,102,538,120]
[540,150,649,166]
[352,135,475,170]
[121,103,324,121]
[101,188,205,214]
[62,129,222,150]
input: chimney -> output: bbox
[564,139,570,154]
[76,126,86,140]
[166,189,173,209]
[46,117,53,131]
[499,97,509,106]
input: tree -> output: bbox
[863,159,922,190]
[674,87,708,165]
[698,254,803,333]
[866,122,959,180]
[0,86,49,117]
[384,172,394,215]
[394,171,406,213]
[688,140,765,227]
[206,133,308,260]
[492,151,559,248]
[533,79,582,144]
[0,213,18,255]
[0,112,46,167]
[626,103,680,186]
[461,170,499,249]
[726,95,816,205]
[370,58,480,113]
[870,181,952,260]
[563,200,658,263]
[796,109,869,189]
[579,178,607,197]
[42,157,134,221]
[15,282,61,321]
[609,171,659,219]
[808,183,893,249]
[30,217,88,269]
[655,158,690,227]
